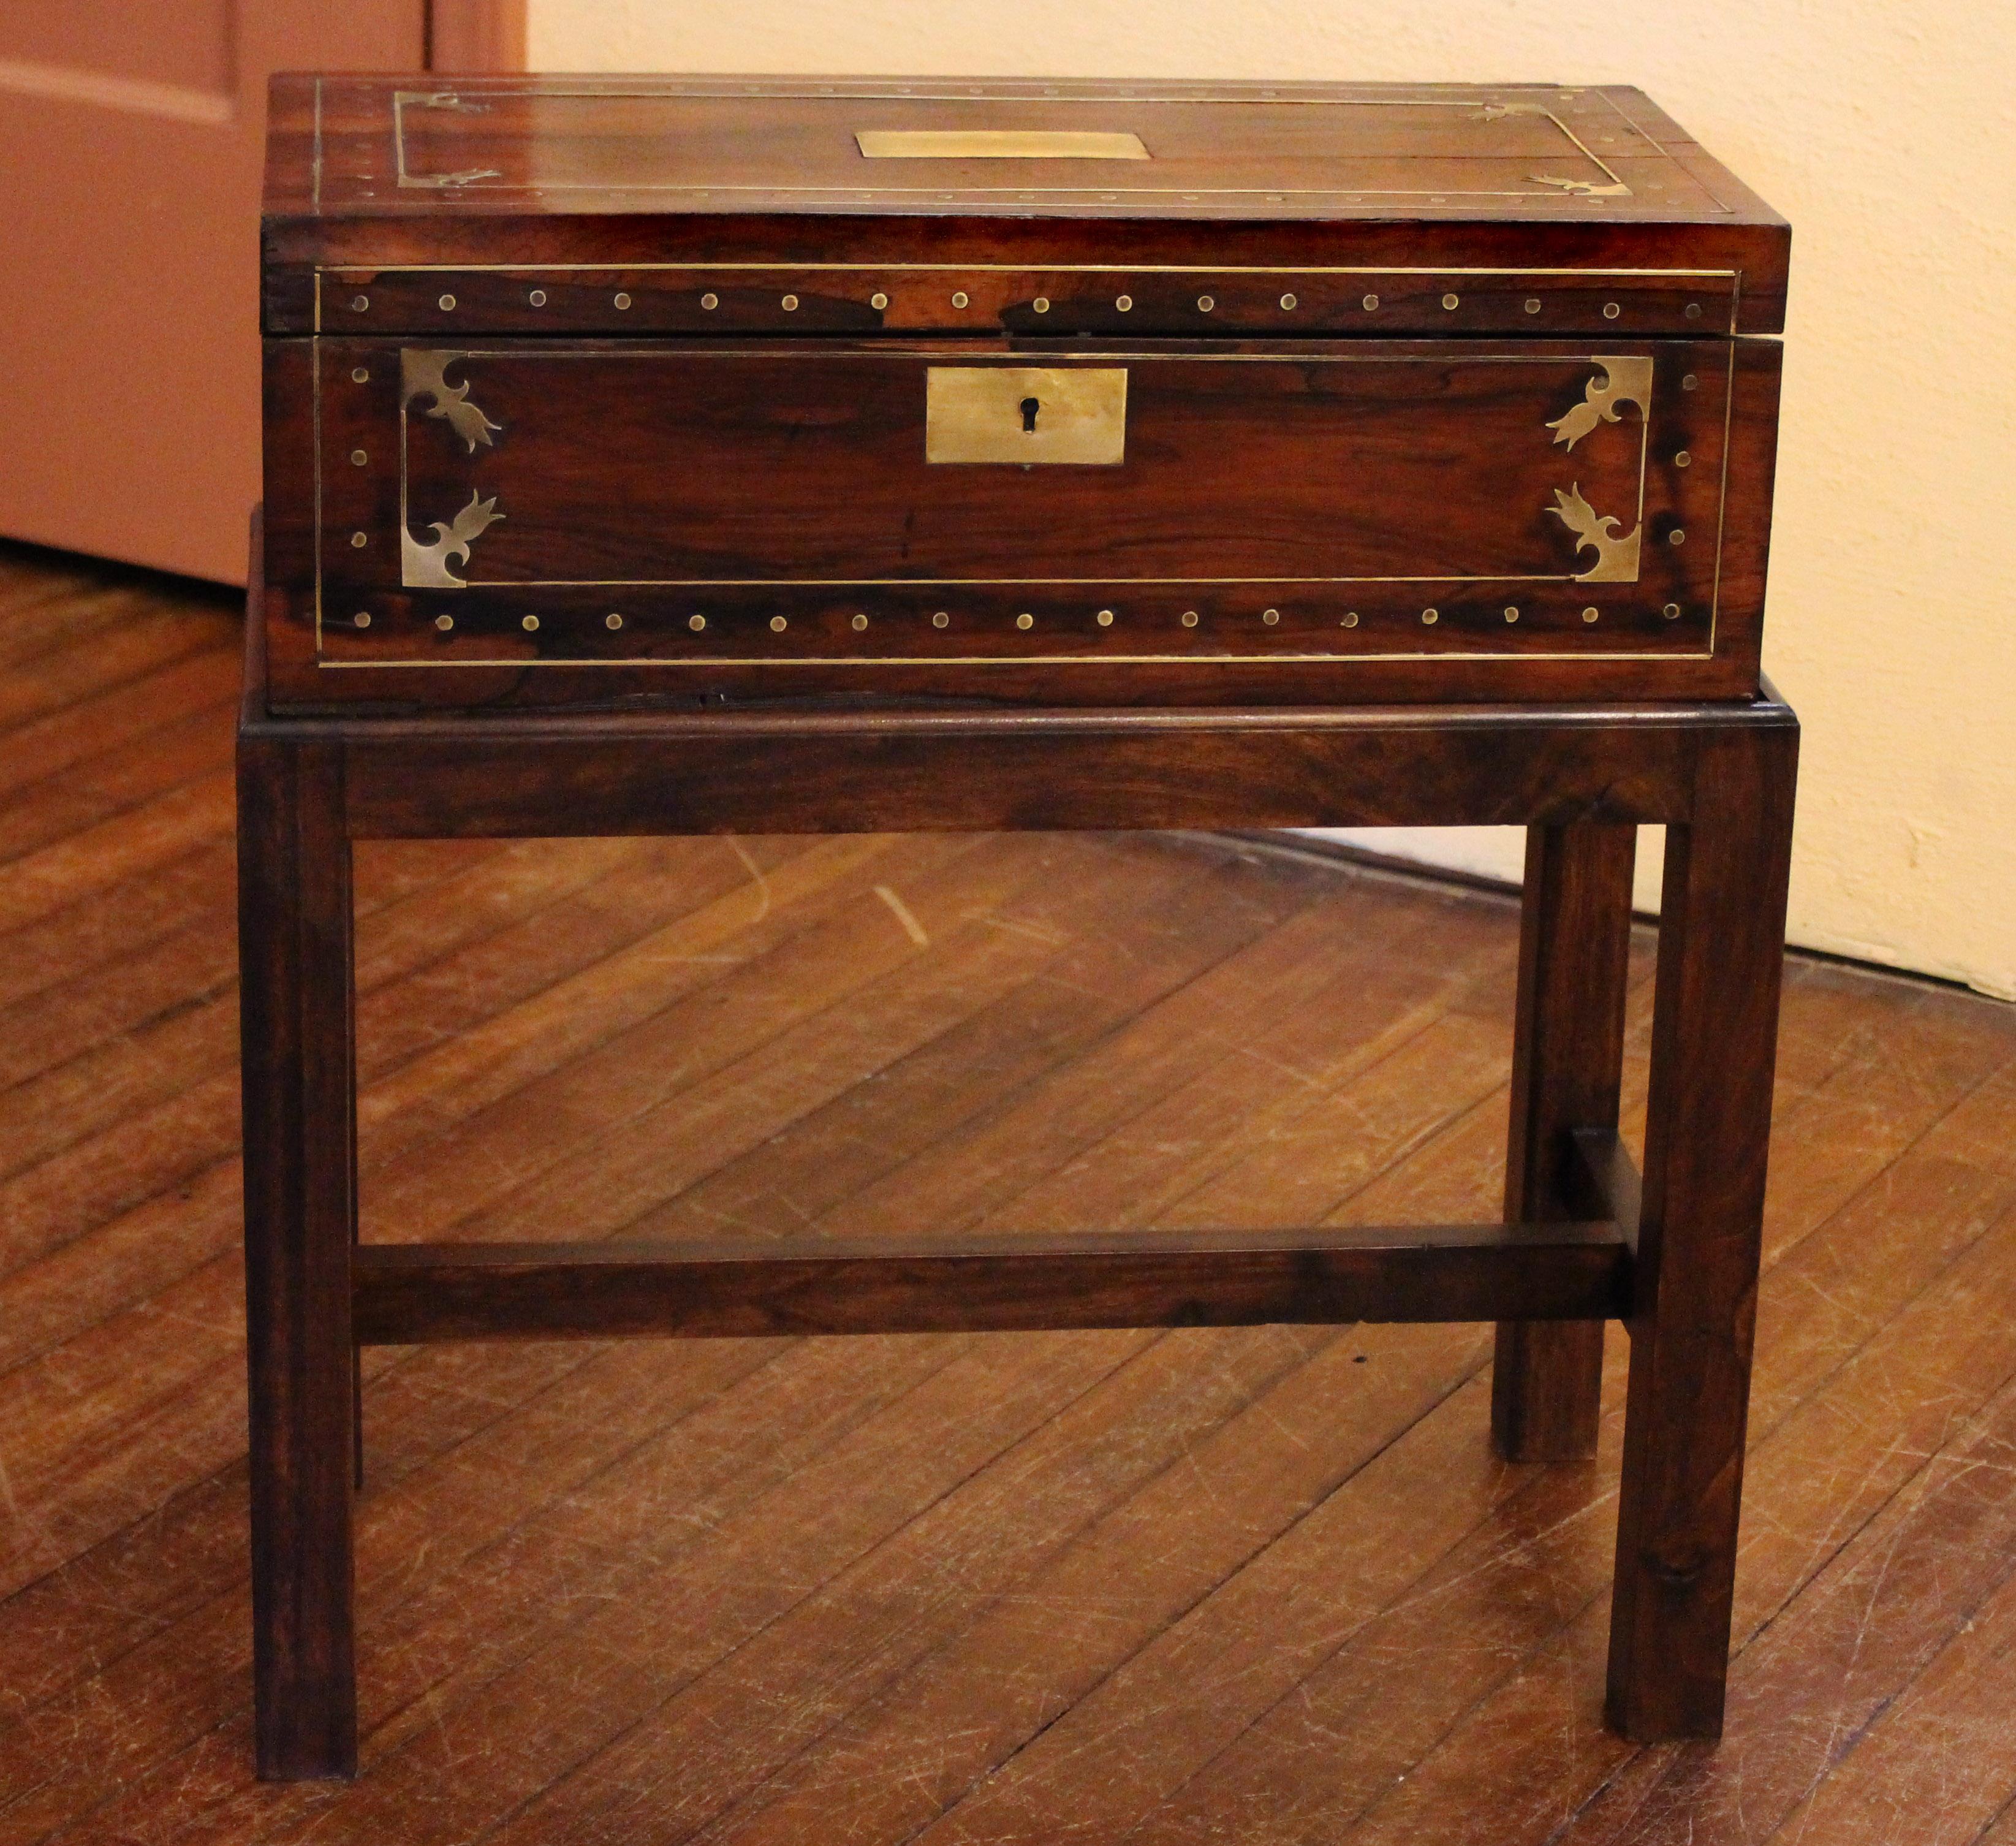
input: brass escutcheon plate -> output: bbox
[925,366,1128,465]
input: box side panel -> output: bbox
[261,339,324,708]
[1702,335,1784,699]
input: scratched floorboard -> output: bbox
[2,542,2015,1846]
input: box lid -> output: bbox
[263,75,1788,335]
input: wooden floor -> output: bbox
[2,542,2015,1845]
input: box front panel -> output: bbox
[265,335,1773,709]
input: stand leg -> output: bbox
[1605,723,1798,1739]
[238,734,358,1779]
[1493,824,1636,1461]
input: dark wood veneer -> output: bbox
[352,1219,1635,1344]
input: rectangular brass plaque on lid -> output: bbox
[855,129,1151,160]
[925,367,1128,465]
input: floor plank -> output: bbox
[2,542,2015,1845]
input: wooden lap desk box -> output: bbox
[246,74,1795,1779]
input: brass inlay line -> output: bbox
[380,345,1656,590]
[322,647,1714,669]
[382,345,1684,363]
[393,183,1628,200]
[330,262,1738,281]
[476,575,1611,587]
[856,129,1150,160]
[314,335,1729,667]
[400,82,1612,103]
[311,298,324,646]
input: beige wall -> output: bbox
[529,1,2016,999]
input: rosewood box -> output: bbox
[260,75,1789,712]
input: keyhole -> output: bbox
[1020,397,1040,433]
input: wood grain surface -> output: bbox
[1493,823,1637,1460]
[261,332,1781,712]
[6,544,2014,1837]
[260,77,1789,338]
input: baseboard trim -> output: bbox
[1213,829,1525,905]
[1210,829,2006,1005]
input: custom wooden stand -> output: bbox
[237,565,1798,1780]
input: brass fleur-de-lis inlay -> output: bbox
[1550,484,1641,583]
[1547,357,1654,451]
[402,350,502,452]
[1542,357,1651,582]
[1528,173,1633,198]
[402,491,502,589]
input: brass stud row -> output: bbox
[393,602,1670,639]
[337,284,1707,324]
[493,287,1336,319]
[563,608,1314,635]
